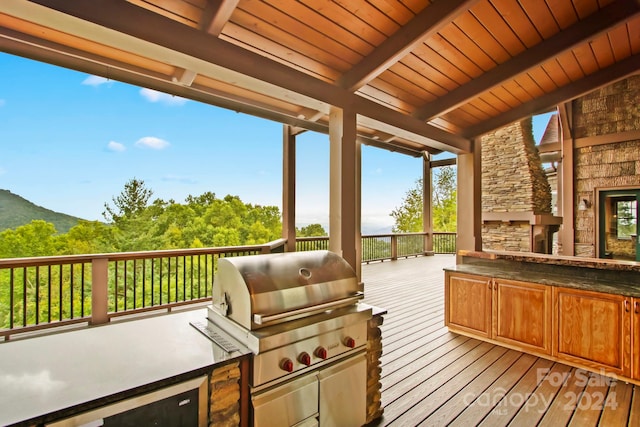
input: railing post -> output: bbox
[391,235,398,260]
[91,258,109,325]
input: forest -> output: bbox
[0,179,323,259]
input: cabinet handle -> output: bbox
[624,300,630,312]
[635,301,639,314]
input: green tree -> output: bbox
[390,178,424,233]
[297,224,327,236]
[0,220,63,257]
[103,178,153,224]
[433,166,457,232]
[390,165,457,233]
[61,220,117,254]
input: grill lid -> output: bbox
[212,250,362,329]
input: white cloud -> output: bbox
[107,141,126,152]
[140,88,187,106]
[82,75,110,86]
[135,136,170,150]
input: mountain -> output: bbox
[0,189,84,233]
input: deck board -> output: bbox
[361,255,638,427]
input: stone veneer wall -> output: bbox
[481,118,552,251]
[209,361,241,427]
[366,314,384,423]
[573,76,640,257]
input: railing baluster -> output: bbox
[22,267,27,327]
[58,265,63,321]
[114,262,119,313]
[132,259,137,310]
[9,269,14,330]
[151,258,155,306]
[35,265,40,325]
[80,263,85,318]
[69,263,74,319]
[47,265,52,323]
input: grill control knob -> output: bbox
[280,358,294,372]
[298,352,312,366]
[344,337,356,348]
[315,347,328,360]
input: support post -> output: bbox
[423,152,434,255]
[329,106,361,278]
[559,103,575,255]
[282,125,297,252]
[456,139,482,262]
[91,257,109,325]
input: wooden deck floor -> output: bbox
[361,255,640,427]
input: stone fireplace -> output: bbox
[481,118,561,253]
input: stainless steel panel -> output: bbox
[318,353,366,427]
[252,372,319,427]
[207,304,372,354]
[213,251,360,329]
[294,418,319,427]
[252,322,367,387]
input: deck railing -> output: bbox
[0,233,455,339]
[297,232,457,260]
[0,240,285,340]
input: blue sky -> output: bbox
[0,53,552,233]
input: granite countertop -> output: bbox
[445,263,640,298]
[0,308,250,427]
[458,250,640,272]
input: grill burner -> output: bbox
[206,250,371,426]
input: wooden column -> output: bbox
[422,152,434,255]
[456,140,482,262]
[282,125,297,252]
[559,102,575,255]
[329,106,361,278]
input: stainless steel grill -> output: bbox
[205,250,371,427]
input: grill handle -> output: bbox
[253,292,364,325]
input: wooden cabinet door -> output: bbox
[445,272,492,338]
[633,298,640,380]
[554,287,631,377]
[493,278,552,355]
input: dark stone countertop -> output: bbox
[445,263,640,298]
[0,308,250,427]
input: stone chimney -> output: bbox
[481,117,560,253]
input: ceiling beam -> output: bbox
[337,0,479,92]
[199,0,239,36]
[413,0,640,121]
[25,0,469,152]
[462,54,640,139]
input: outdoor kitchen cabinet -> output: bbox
[445,272,552,355]
[445,272,492,338]
[554,287,631,378]
[492,278,552,355]
[633,298,640,380]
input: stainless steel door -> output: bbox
[318,352,366,427]
[252,372,318,427]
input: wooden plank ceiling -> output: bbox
[1,0,639,156]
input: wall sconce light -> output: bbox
[578,199,591,211]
